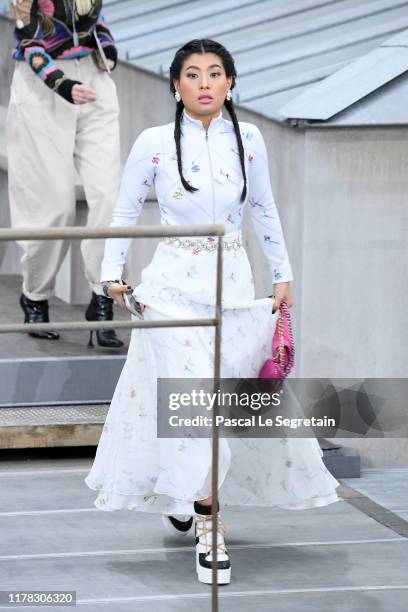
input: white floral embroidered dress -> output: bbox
[84,109,340,514]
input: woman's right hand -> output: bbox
[106,283,132,309]
[72,84,97,104]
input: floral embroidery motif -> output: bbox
[186,265,199,278]
[248,196,262,208]
[264,235,280,244]
[143,495,158,506]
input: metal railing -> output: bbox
[0,223,225,611]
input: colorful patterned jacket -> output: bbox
[10,0,117,103]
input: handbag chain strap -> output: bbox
[278,307,285,370]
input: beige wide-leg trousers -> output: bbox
[6,55,121,300]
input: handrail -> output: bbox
[0,222,224,611]
[0,224,225,240]
[0,318,217,334]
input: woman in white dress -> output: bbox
[84,38,340,585]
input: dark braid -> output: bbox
[169,39,247,202]
[174,101,193,193]
[224,97,247,202]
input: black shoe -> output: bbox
[19,293,60,340]
[161,515,194,539]
[85,292,124,348]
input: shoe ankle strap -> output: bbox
[196,515,227,553]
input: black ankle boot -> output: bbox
[19,293,60,340]
[85,292,124,348]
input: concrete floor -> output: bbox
[0,456,407,611]
[0,275,131,358]
[341,467,408,521]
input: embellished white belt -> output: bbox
[164,235,243,252]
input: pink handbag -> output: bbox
[258,300,295,380]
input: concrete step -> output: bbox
[0,274,129,408]
[0,355,125,406]
[320,438,361,478]
[0,403,108,449]
[0,274,129,405]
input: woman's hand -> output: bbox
[105,282,146,315]
[271,281,293,313]
[106,283,132,309]
[97,56,115,71]
[72,84,97,104]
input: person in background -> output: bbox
[6,0,123,348]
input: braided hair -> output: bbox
[169,39,247,202]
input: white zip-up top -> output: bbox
[101,108,294,284]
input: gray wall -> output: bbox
[299,127,408,467]
[300,127,408,379]
[0,13,14,107]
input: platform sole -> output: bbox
[196,552,231,584]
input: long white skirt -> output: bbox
[84,231,340,514]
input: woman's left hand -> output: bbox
[271,282,293,313]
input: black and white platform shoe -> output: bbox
[161,515,194,539]
[195,513,231,584]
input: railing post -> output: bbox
[211,234,223,611]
